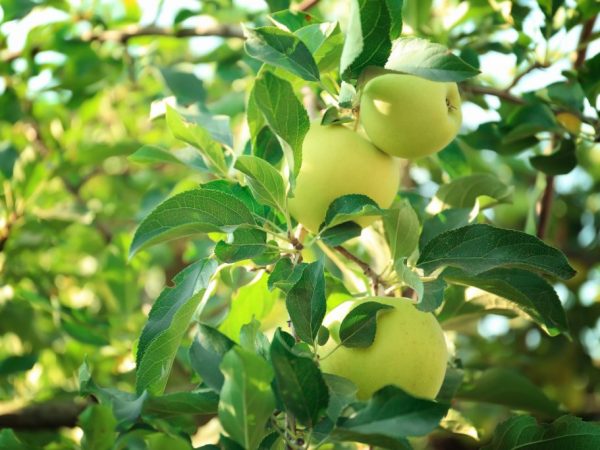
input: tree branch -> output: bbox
[575,15,597,69]
[333,246,388,292]
[536,175,554,239]
[0,400,91,430]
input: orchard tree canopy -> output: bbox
[1,0,600,449]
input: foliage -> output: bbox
[1,0,600,449]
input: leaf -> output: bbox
[437,141,471,179]
[383,201,420,262]
[457,368,562,417]
[323,373,358,422]
[129,145,207,172]
[235,155,287,213]
[435,173,513,209]
[219,275,278,341]
[320,222,363,246]
[189,325,235,391]
[160,68,206,105]
[239,319,270,360]
[268,259,306,293]
[340,0,393,80]
[419,208,472,250]
[530,138,577,176]
[0,354,37,376]
[252,71,310,177]
[385,0,404,39]
[484,415,600,450]
[295,22,344,73]
[419,277,447,312]
[321,194,382,231]
[338,301,394,348]
[165,106,228,176]
[215,226,267,263]
[417,224,576,280]
[218,347,276,450]
[443,267,569,336]
[79,404,117,450]
[245,27,320,81]
[320,106,354,126]
[385,37,480,82]
[136,259,218,395]
[143,390,219,418]
[129,188,257,257]
[270,330,329,427]
[332,386,450,447]
[286,260,326,344]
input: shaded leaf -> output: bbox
[339,301,394,348]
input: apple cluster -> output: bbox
[289,73,463,233]
[288,73,462,400]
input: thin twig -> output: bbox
[507,61,547,90]
[575,16,597,69]
[296,0,320,11]
[536,175,554,239]
[333,246,388,292]
[81,23,244,43]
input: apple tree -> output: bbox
[1,0,600,449]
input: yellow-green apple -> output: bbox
[319,296,448,400]
[288,124,400,233]
[359,74,462,159]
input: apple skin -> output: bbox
[319,296,448,400]
[288,124,401,233]
[359,74,462,159]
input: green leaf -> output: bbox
[443,267,569,336]
[383,201,420,262]
[189,325,235,391]
[129,188,257,257]
[504,103,560,142]
[128,145,207,172]
[484,415,600,450]
[268,258,306,293]
[235,155,287,213]
[245,27,320,81]
[438,141,471,179]
[165,106,229,176]
[321,194,382,231]
[252,71,310,177]
[419,277,447,312]
[435,173,513,209]
[239,319,270,360]
[136,259,218,394]
[295,23,344,73]
[0,429,36,450]
[215,227,267,263]
[323,373,358,422]
[417,224,576,280]
[79,404,117,450]
[419,208,472,250]
[338,301,394,348]
[332,386,449,447]
[320,106,354,126]
[219,275,278,341]
[457,368,562,417]
[530,138,577,176]
[160,68,206,105]
[270,330,329,427]
[385,0,404,39]
[143,390,219,418]
[286,260,326,344]
[218,347,276,450]
[320,222,363,247]
[0,354,37,376]
[341,0,393,80]
[402,0,433,31]
[385,37,480,82]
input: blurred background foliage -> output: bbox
[0,0,599,448]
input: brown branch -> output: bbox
[0,400,91,430]
[536,175,554,239]
[333,246,388,292]
[80,23,244,44]
[296,0,320,11]
[507,61,548,90]
[575,16,597,69]
[460,84,526,105]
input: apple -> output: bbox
[288,124,401,233]
[359,74,462,159]
[319,296,448,400]
[556,112,581,135]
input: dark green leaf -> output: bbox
[321,194,382,231]
[270,330,329,427]
[419,208,472,250]
[323,373,357,421]
[215,227,267,263]
[79,404,117,450]
[189,325,235,391]
[530,138,577,176]
[385,37,480,82]
[437,141,471,179]
[136,259,218,394]
[252,71,310,177]
[435,173,513,209]
[339,301,394,348]
[245,27,320,81]
[0,354,37,376]
[443,267,569,336]
[320,222,363,246]
[160,68,206,105]
[218,347,276,450]
[286,260,326,343]
[418,224,576,280]
[143,390,219,418]
[268,258,306,293]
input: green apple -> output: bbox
[359,74,462,159]
[288,124,401,233]
[319,296,448,400]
